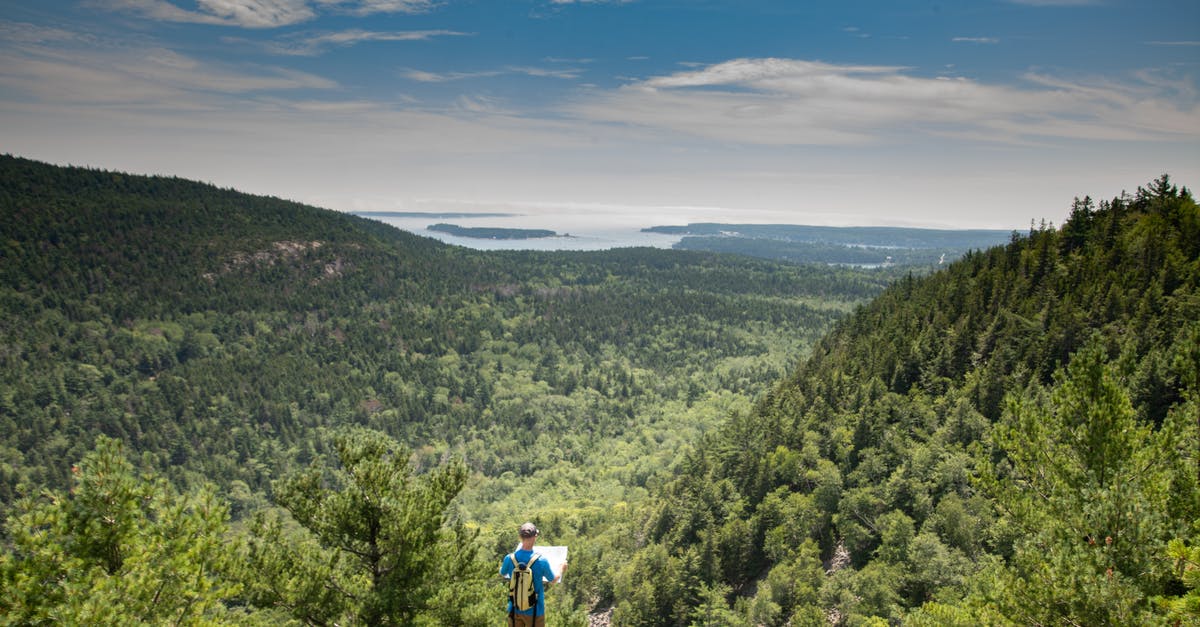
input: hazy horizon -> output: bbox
[352,203,1016,252]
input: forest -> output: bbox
[0,155,1197,625]
[644,223,1013,267]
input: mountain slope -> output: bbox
[614,178,1200,625]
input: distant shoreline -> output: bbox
[352,211,519,219]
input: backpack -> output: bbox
[508,552,541,612]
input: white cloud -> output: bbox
[952,37,1000,44]
[0,22,93,45]
[401,68,505,82]
[262,29,469,55]
[314,0,434,16]
[566,57,1200,146]
[199,0,316,27]
[89,0,433,28]
[0,35,335,110]
[88,0,314,27]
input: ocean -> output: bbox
[354,210,689,251]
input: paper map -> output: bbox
[514,544,568,583]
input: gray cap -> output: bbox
[518,522,539,538]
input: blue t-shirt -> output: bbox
[499,548,557,616]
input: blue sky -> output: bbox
[1,0,1197,229]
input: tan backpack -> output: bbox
[508,552,541,612]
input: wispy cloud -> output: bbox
[88,0,433,29]
[509,66,583,79]
[87,0,315,28]
[545,56,595,64]
[402,68,504,82]
[952,36,1000,44]
[0,29,335,110]
[0,22,94,45]
[567,57,1200,146]
[402,65,584,82]
[259,29,469,55]
[314,0,434,16]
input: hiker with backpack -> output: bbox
[500,522,565,626]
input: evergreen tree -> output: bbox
[0,437,238,625]
[978,342,1194,625]
[237,427,493,625]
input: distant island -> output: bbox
[353,211,518,218]
[428,223,559,240]
[643,223,1014,267]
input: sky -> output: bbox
[1,0,1198,230]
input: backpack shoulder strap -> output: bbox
[528,552,541,569]
[508,552,519,569]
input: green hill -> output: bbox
[617,178,1199,624]
[0,154,889,496]
[0,155,892,623]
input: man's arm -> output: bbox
[542,558,566,584]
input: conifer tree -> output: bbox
[980,342,1189,625]
[237,427,493,625]
[0,436,237,625]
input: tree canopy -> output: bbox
[1,157,1197,624]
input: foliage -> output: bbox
[2,156,1198,624]
[617,176,1199,624]
[237,427,491,625]
[978,342,1191,624]
[1155,539,1200,622]
[0,436,238,625]
[1,155,883,622]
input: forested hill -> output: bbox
[0,155,902,624]
[0,154,884,503]
[0,153,452,317]
[617,178,1200,624]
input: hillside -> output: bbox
[615,178,1199,624]
[0,155,893,624]
[2,156,1196,624]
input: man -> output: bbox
[499,522,566,626]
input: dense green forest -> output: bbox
[0,155,886,623]
[615,179,1200,625]
[1,155,1196,625]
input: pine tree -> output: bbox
[236,427,493,625]
[979,342,1188,625]
[0,436,238,625]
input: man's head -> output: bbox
[519,522,539,539]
